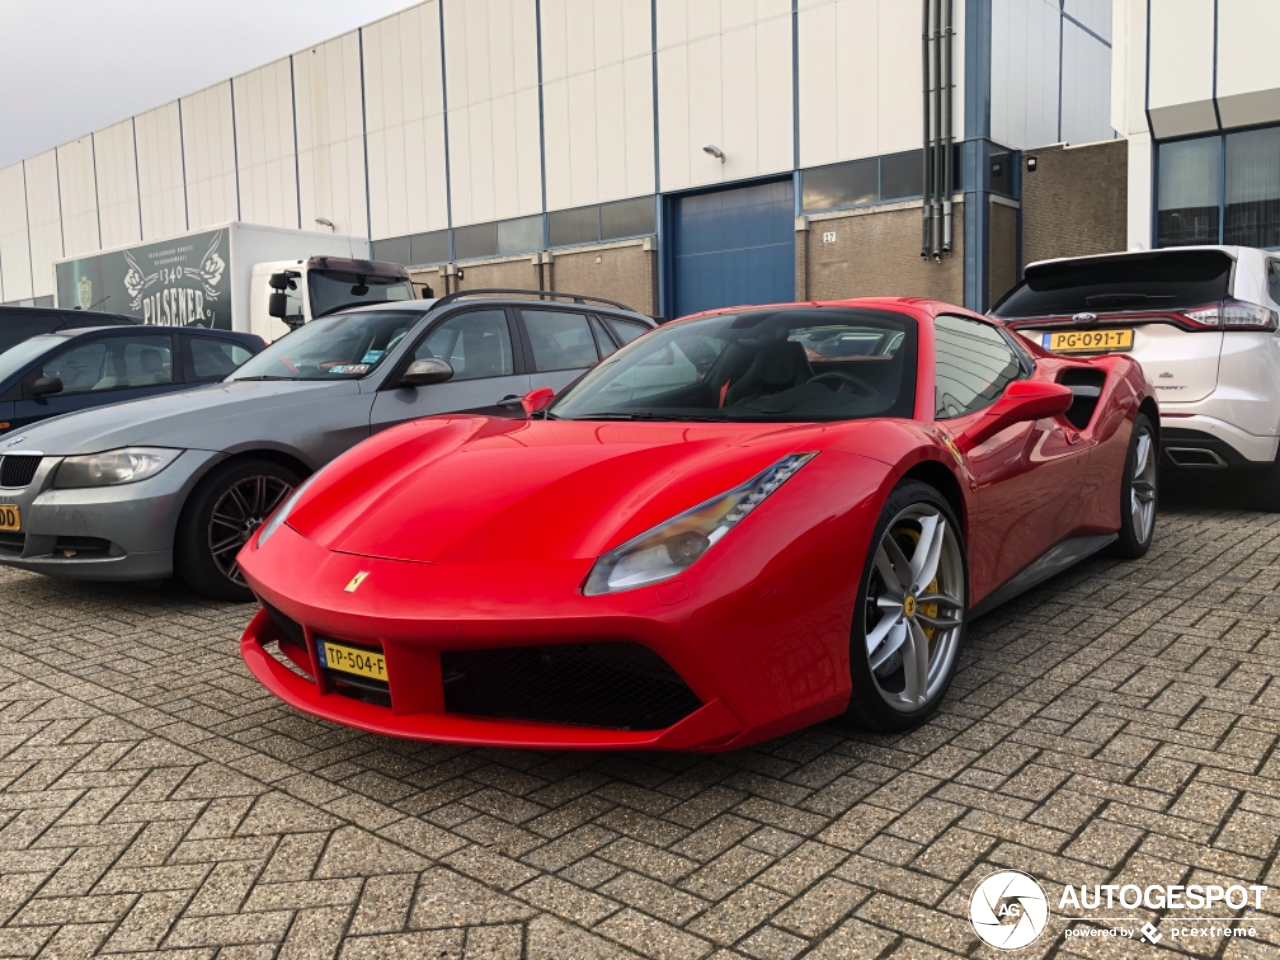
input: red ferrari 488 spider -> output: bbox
[239,298,1158,751]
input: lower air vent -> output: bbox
[261,600,305,647]
[441,642,702,731]
[0,455,41,488]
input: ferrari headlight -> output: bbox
[54,448,182,488]
[583,453,817,596]
[255,471,320,548]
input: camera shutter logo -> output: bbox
[970,871,1050,950]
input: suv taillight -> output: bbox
[1182,300,1279,331]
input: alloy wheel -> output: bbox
[1130,423,1157,544]
[864,504,965,713]
[208,475,293,586]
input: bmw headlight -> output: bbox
[583,453,817,596]
[255,471,321,548]
[54,448,182,488]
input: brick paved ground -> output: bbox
[1,490,1278,959]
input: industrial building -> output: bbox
[1,1,1121,320]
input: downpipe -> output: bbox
[930,0,943,262]
[921,0,932,260]
[941,0,954,256]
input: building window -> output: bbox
[1225,127,1280,248]
[454,222,499,260]
[550,206,600,246]
[371,236,411,267]
[1157,137,1221,248]
[497,215,544,255]
[411,231,450,265]
[801,147,966,213]
[601,197,655,240]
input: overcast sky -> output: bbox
[0,0,420,169]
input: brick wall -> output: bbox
[990,199,1019,304]
[408,239,656,316]
[797,201,966,307]
[1021,139,1128,269]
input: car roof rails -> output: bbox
[429,288,642,314]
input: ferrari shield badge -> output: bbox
[344,571,370,593]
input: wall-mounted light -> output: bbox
[315,217,334,229]
[1026,156,1038,172]
[702,144,725,163]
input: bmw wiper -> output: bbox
[231,375,296,381]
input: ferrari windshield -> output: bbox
[227,310,423,381]
[550,307,918,422]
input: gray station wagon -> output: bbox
[0,290,654,599]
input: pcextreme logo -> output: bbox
[970,871,1050,950]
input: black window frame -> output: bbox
[182,334,256,384]
[931,314,1028,421]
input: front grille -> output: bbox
[0,455,41,488]
[441,642,702,730]
[261,600,305,647]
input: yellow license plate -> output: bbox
[1043,328,1134,354]
[0,504,19,532]
[317,640,387,682]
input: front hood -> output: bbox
[287,417,861,565]
[2,380,360,456]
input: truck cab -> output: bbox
[249,256,417,342]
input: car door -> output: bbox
[932,314,1089,599]
[368,307,531,431]
[519,308,609,393]
[10,332,181,431]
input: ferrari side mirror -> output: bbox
[521,387,555,416]
[960,380,1073,448]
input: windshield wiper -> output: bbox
[569,412,728,422]
[230,375,296,381]
[1084,293,1176,305]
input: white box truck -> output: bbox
[55,222,419,342]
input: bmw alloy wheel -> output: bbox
[208,475,293,586]
[864,504,965,713]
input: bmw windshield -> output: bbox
[549,307,918,422]
[227,310,423,381]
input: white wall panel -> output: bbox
[181,82,238,230]
[1065,0,1111,42]
[364,2,449,240]
[1147,0,1216,138]
[295,31,369,237]
[135,102,188,241]
[799,0,959,168]
[657,0,793,192]
[233,58,299,230]
[991,0,1061,149]
[1060,20,1115,144]
[1216,0,1280,129]
[0,163,33,302]
[24,151,62,298]
[94,119,142,250]
[541,0,656,211]
[444,0,542,226]
[56,136,99,258]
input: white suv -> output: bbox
[992,246,1280,478]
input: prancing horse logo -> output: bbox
[344,571,370,593]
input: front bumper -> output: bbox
[238,520,855,751]
[0,449,222,581]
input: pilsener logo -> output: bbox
[970,871,1050,950]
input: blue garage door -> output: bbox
[671,180,796,318]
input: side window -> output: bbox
[605,316,649,345]
[588,316,618,358]
[933,315,1022,418]
[1267,260,1280,306]
[42,335,173,395]
[416,310,514,381]
[521,310,599,372]
[190,338,254,381]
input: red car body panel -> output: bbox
[238,298,1156,750]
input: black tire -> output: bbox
[844,480,968,733]
[175,459,299,601]
[1107,412,1158,559]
